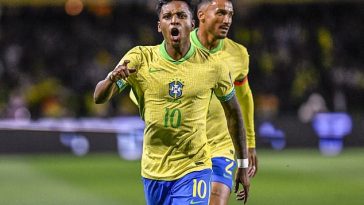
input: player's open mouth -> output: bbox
[219,26,229,31]
[171,28,180,41]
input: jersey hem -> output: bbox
[141,166,211,181]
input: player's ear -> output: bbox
[191,19,195,29]
[197,9,205,23]
[157,21,161,32]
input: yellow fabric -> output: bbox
[190,29,256,160]
[235,81,256,148]
[129,88,138,106]
[117,43,235,180]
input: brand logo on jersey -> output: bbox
[169,80,184,99]
[149,67,162,73]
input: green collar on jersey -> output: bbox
[159,40,195,64]
[190,28,224,54]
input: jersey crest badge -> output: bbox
[169,80,184,99]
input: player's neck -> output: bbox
[165,40,191,61]
[197,28,220,51]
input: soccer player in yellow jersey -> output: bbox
[94,1,250,204]
[191,0,258,204]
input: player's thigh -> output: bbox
[142,178,172,205]
[171,169,212,205]
[211,157,236,191]
[210,181,231,205]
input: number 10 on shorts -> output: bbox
[192,179,207,199]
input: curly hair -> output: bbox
[156,0,195,15]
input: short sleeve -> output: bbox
[213,64,236,102]
[115,46,143,92]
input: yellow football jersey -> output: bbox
[190,29,250,160]
[116,41,235,180]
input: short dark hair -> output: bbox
[197,0,210,11]
[156,0,195,16]
[197,0,234,12]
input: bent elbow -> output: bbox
[93,94,104,104]
[94,98,101,104]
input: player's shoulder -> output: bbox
[223,38,249,56]
[126,45,160,61]
[129,45,159,54]
[192,46,212,63]
[192,47,227,75]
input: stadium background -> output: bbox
[0,0,363,204]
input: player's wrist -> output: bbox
[106,71,115,82]
[237,158,249,168]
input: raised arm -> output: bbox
[221,95,250,204]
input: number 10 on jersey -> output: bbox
[164,108,182,128]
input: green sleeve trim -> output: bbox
[159,41,195,64]
[216,88,235,102]
[116,79,128,92]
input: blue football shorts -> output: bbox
[211,157,237,191]
[142,169,212,205]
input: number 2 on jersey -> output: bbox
[164,108,182,128]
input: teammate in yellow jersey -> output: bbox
[192,0,258,204]
[93,1,250,204]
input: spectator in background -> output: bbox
[0,2,363,118]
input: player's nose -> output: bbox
[222,15,232,25]
[171,15,179,24]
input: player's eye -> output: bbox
[162,14,172,20]
[177,12,187,19]
[216,10,227,16]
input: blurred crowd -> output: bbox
[0,2,363,120]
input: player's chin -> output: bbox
[216,32,228,39]
[171,41,181,48]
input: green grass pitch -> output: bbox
[1,148,363,205]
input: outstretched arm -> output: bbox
[221,95,250,204]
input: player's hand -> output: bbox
[248,148,258,178]
[234,167,250,204]
[109,60,136,81]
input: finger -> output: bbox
[247,170,252,178]
[119,70,127,79]
[112,71,121,81]
[236,189,246,201]
[122,60,130,66]
[248,166,255,178]
[129,68,137,73]
[252,157,258,177]
[114,64,124,72]
[124,68,130,77]
[236,190,245,198]
[125,68,136,76]
[234,181,239,193]
[243,185,249,204]
[119,61,136,75]
[236,195,245,201]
